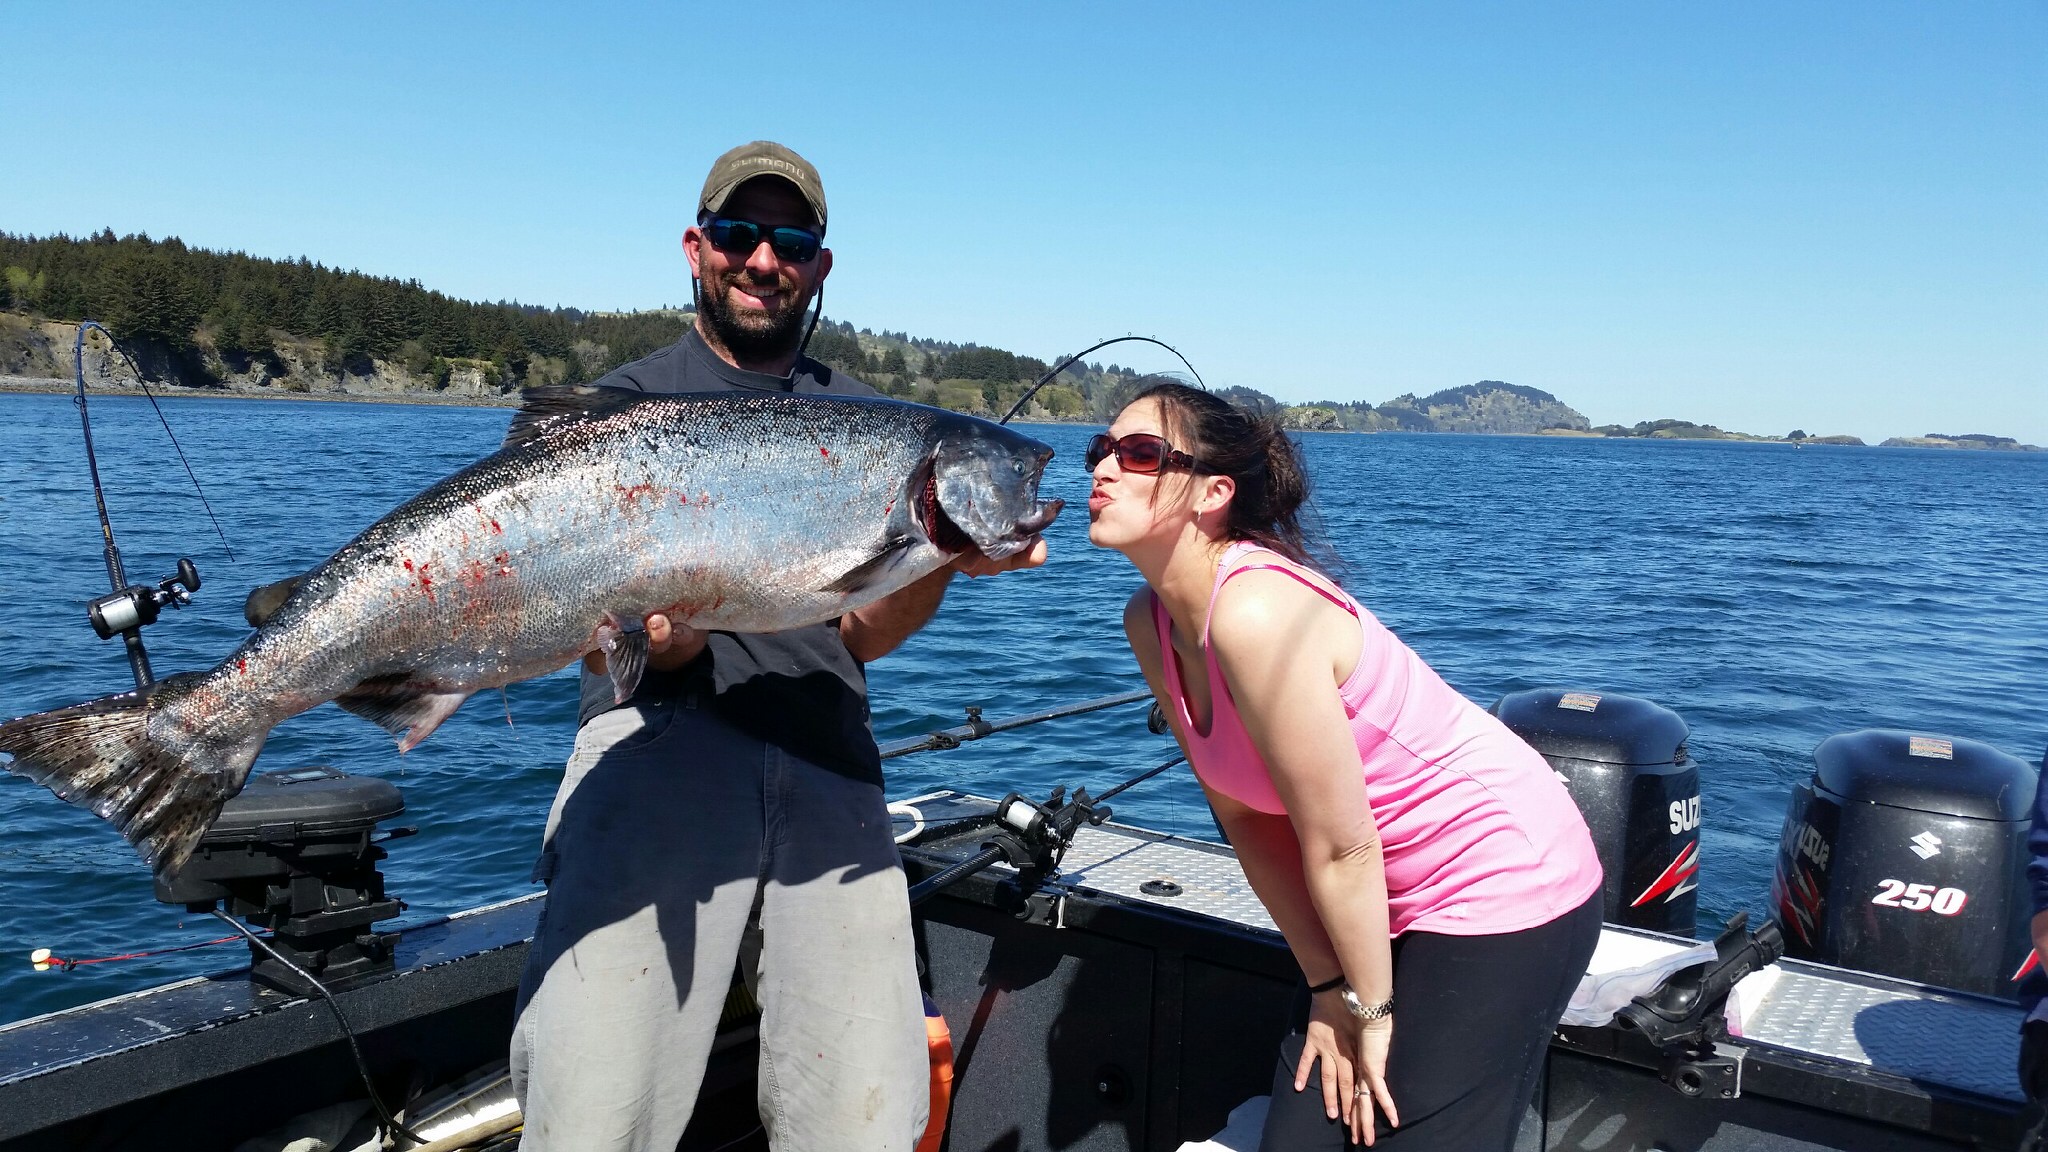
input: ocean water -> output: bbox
[1,392,2044,1023]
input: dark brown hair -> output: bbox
[1131,379,1324,568]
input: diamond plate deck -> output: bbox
[1739,966,2023,1101]
[1053,825,1277,931]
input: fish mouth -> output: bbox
[1012,500,1063,536]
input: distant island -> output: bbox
[1,230,2037,449]
[1877,433,2041,451]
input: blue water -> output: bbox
[2,393,2044,1024]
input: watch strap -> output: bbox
[1342,987,1395,1021]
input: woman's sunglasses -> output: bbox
[703,217,822,263]
[1085,432,1207,474]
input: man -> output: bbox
[510,141,1044,1151]
[2019,750,2048,1149]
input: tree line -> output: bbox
[0,230,697,387]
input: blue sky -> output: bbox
[6,2,2044,443]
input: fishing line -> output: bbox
[999,335,1208,425]
[1094,753,1186,804]
[210,910,427,1146]
[28,932,249,971]
[74,322,237,562]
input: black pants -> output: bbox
[1258,893,1602,1151]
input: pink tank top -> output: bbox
[1155,543,1603,937]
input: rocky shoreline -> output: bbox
[0,373,519,408]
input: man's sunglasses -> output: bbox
[703,217,821,263]
[1085,432,1208,474]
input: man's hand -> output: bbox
[842,535,1050,662]
[583,612,709,675]
[950,536,1049,578]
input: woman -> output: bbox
[1089,382,1603,1150]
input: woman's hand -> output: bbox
[1352,1015,1396,1146]
[1296,991,1398,1144]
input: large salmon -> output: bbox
[0,385,1062,876]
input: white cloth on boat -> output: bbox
[1560,932,1718,1027]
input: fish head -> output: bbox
[921,423,1064,560]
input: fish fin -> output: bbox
[596,614,650,705]
[243,572,305,629]
[823,538,919,596]
[503,385,657,450]
[0,673,260,878]
[333,674,471,752]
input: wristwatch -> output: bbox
[1340,986,1394,1022]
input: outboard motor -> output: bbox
[1491,689,1698,935]
[1771,730,2036,997]
[156,766,412,995]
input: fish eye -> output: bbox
[1012,460,1026,475]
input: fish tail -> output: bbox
[0,673,265,878]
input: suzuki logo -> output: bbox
[1909,832,1942,860]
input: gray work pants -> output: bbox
[510,698,928,1152]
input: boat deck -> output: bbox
[896,789,2027,1107]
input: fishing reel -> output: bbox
[906,784,1115,911]
[86,557,202,640]
[991,785,1114,886]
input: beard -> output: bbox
[697,267,813,363]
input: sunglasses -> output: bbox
[1085,432,1207,474]
[703,217,822,263]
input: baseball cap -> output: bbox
[698,141,827,232]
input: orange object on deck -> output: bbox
[919,995,955,1152]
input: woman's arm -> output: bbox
[1120,585,1354,987]
[1203,788,1344,984]
[1207,570,1391,1008]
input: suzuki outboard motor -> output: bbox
[1491,689,1698,935]
[1771,730,2036,997]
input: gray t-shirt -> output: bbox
[575,327,887,785]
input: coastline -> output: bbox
[0,373,520,410]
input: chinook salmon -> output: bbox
[0,385,1062,876]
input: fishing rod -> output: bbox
[998,335,1207,425]
[69,321,234,690]
[54,326,451,1145]
[880,688,1161,760]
